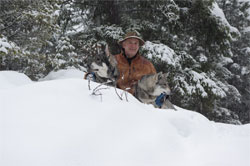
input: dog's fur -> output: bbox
[135,72,176,110]
[85,44,119,84]
[86,44,175,110]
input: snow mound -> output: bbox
[0,71,249,166]
[40,68,85,81]
[0,70,33,90]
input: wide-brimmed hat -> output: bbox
[118,31,145,46]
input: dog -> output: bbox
[135,72,176,110]
[85,44,119,85]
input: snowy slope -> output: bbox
[0,70,249,166]
[0,71,33,90]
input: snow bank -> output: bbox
[40,68,85,81]
[0,70,249,166]
[0,71,33,90]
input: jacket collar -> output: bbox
[122,48,139,65]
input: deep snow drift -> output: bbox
[0,70,249,166]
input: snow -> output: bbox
[197,54,208,62]
[238,0,250,19]
[243,26,250,33]
[239,0,250,2]
[0,71,33,90]
[0,36,13,54]
[70,23,86,34]
[242,66,250,75]
[0,70,250,166]
[210,2,240,36]
[143,41,178,66]
[39,68,86,81]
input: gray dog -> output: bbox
[135,72,175,110]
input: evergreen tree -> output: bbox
[0,0,61,79]
[216,0,250,123]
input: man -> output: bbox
[85,31,172,109]
[114,31,156,95]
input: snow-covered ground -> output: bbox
[0,70,249,166]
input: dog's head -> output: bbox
[137,72,171,96]
[86,44,119,82]
[135,72,175,110]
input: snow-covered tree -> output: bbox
[216,0,250,123]
[0,0,61,79]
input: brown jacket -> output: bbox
[115,53,156,95]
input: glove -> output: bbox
[155,92,168,108]
[85,72,96,82]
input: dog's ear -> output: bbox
[157,72,163,81]
[157,72,169,86]
[105,45,110,57]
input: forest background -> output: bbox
[0,0,249,124]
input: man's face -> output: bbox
[122,38,140,58]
